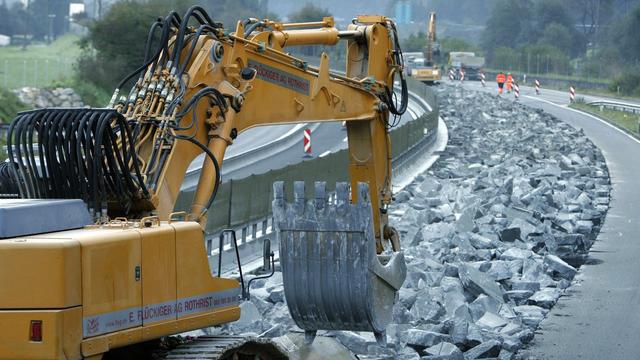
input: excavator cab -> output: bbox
[1,8,408,358]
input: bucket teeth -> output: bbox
[272,181,406,340]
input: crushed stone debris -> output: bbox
[207,85,611,359]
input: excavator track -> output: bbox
[165,336,289,360]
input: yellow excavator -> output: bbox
[410,11,441,84]
[0,7,408,359]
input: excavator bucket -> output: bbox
[273,181,407,343]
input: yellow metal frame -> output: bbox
[132,16,401,250]
[0,14,404,360]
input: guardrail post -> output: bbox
[242,227,247,243]
[206,237,212,255]
[262,219,268,235]
[252,223,257,240]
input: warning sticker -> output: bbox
[248,60,310,95]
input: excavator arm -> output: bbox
[425,11,437,66]
[6,7,408,344]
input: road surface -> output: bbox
[461,80,640,359]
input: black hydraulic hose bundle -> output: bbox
[0,162,20,197]
[7,109,149,217]
[380,20,409,129]
[4,8,236,218]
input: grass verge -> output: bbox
[0,88,27,161]
[571,102,640,138]
[0,34,82,89]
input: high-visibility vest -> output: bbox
[496,74,506,83]
[507,75,513,84]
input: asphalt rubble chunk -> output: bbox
[215,85,611,359]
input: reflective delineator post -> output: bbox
[514,82,520,101]
[480,72,486,87]
[460,68,465,82]
[449,69,455,81]
[569,86,576,103]
[303,128,312,157]
[535,79,541,95]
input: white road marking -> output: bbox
[342,137,348,142]
[319,150,331,158]
[523,95,640,145]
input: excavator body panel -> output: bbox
[0,205,240,359]
[0,307,83,360]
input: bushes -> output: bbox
[610,68,640,96]
[0,87,27,124]
[76,0,276,94]
[0,87,26,161]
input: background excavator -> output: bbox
[409,11,441,84]
[0,7,408,360]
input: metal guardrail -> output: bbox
[586,100,640,114]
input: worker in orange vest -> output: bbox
[506,73,514,93]
[496,72,506,95]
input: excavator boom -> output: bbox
[1,7,408,358]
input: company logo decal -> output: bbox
[248,59,310,95]
[82,287,240,338]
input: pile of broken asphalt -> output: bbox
[219,85,611,360]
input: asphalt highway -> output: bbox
[461,80,640,359]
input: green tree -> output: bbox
[76,0,274,96]
[287,4,332,57]
[534,0,584,55]
[417,0,499,25]
[0,88,27,124]
[538,23,573,52]
[288,3,331,23]
[489,46,521,71]
[481,0,529,52]
[609,4,640,63]
[77,0,171,92]
[571,0,615,47]
[402,32,426,52]
[0,1,13,36]
[440,38,479,55]
[535,0,573,31]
